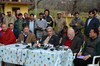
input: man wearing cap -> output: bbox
[3,11,16,26]
[54,12,66,35]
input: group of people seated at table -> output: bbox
[0,23,100,66]
[0,9,100,66]
[0,23,59,47]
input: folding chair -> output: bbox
[88,56,100,66]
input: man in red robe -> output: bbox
[0,24,16,45]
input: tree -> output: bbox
[28,0,42,11]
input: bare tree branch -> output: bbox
[28,0,42,11]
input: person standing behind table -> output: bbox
[54,12,66,35]
[74,28,100,66]
[29,14,35,34]
[70,12,84,40]
[84,10,100,38]
[40,27,59,47]
[92,8,100,21]
[1,13,5,23]
[15,9,20,19]
[43,9,53,27]
[8,23,19,39]
[35,13,47,39]
[0,24,16,46]
[3,11,16,26]
[14,13,28,35]
[24,13,30,23]
[17,26,36,44]
[98,26,100,37]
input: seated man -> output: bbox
[40,27,59,47]
[61,28,83,53]
[74,28,100,66]
[8,23,19,39]
[17,26,36,44]
[0,24,16,45]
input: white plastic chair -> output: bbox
[88,56,100,66]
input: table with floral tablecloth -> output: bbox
[0,44,74,66]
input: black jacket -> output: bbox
[13,29,19,39]
[84,17,100,37]
[40,35,59,47]
[43,16,53,27]
[82,37,100,57]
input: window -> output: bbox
[12,0,18,2]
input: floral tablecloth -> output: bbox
[0,44,74,66]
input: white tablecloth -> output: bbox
[0,44,74,66]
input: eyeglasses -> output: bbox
[47,31,52,32]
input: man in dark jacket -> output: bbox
[61,28,83,53]
[74,28,100,66]
[84,10,100,38]
[14,13,29,36]
[8,23,19,39]
[40,27,59,47]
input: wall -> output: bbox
[4,4,29,15]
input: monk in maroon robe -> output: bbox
[0,24,16,45]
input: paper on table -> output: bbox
[77,56,84,59]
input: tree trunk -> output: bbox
[28,0,42,11]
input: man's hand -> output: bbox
[75,23,78,26]
[77,52,82,56]
[34,43,41,47]
[0,43,5,46]
[83,55,90,60]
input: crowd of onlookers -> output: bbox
[0,8,100,66]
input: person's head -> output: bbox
[8,23,14,30]
[7,11,12,16]
[16,9,20,14]
[67,28,75,40]
[63,26,68,32]
[44,9,50,16]
[92,8,98,15]
[2,24,8,31]
[30,14,34,20]
[88,10,95,18]
[89,28,99,39]
[74,12,79,18]
[57,12,62,19]
[23,26,30,34]
[18,13,23,19]
[24,13,28,18]
[39,13,44,19]
[46,27,53,36]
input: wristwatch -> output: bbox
[88,55,91,57]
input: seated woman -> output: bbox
[58,26,68,45]
[40,27,59,47]
[17,26,36,44]
[61,28,83,53]
[74,28,100,66]
[58,26,68,38]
